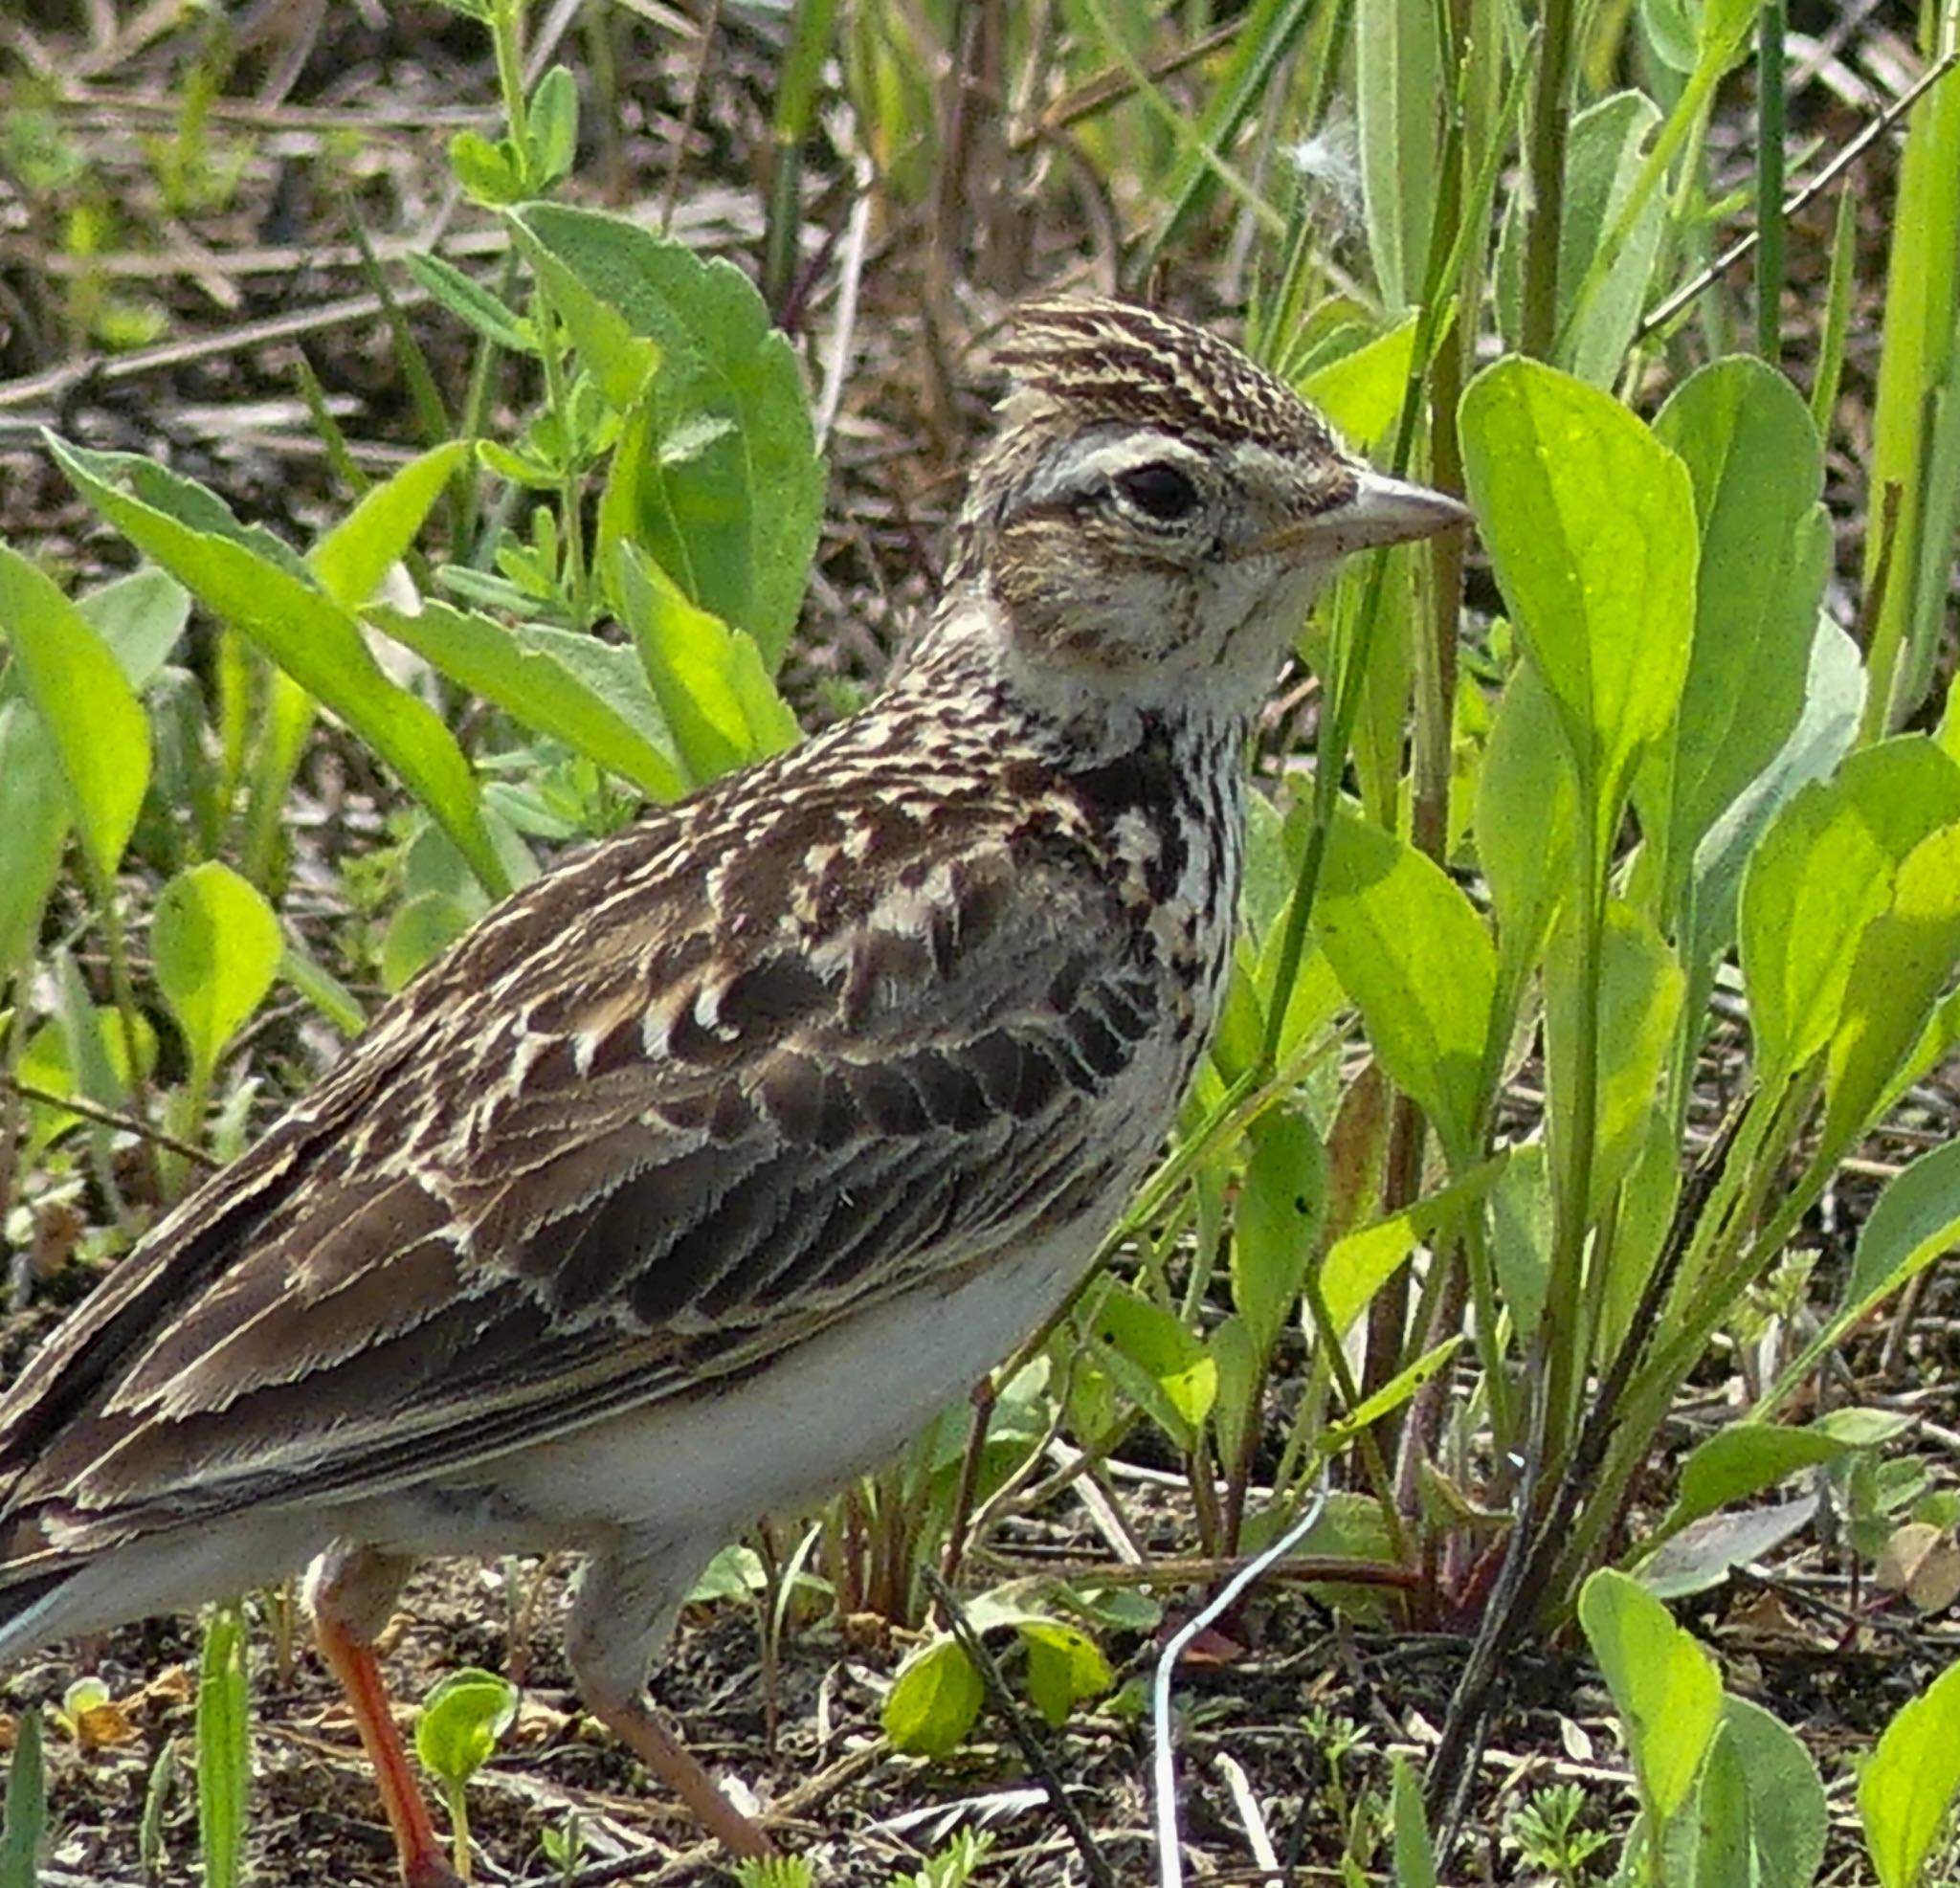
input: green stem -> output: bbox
[1538,801,1605,1475]
[1520,0,1576,357]
[1755,0,1787,360]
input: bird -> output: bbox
[0,296,1467,1882]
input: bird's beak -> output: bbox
[1247,467,1472,560]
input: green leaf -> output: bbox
[449,129,525,206]
[1861,1659,1960,1888]
[1821,819,1960,1154]
[414,1669,518,1785]
[195,1603,250,1888]
[613,544,800,787]
[1669,1420,1871,1533]
[1693,1722,1752,1888]
[1704,1696,1827,1888]
[0,702,70,972]
[1233,1107,1325,1360]
[1355,0,1439,312]
[1543,900,1682,1209]
[510,204,825,663]
[1390,1755,1439,1888]
[381,890,476,992]
[1320,1155,1508,1340]
[1577,1568,1721,1824]
[1477,661,1576,988]
[1846,1141,1960,1317]
[528,64,579,188]
[78,567,190,689]
[46,434,508,898]
[1557,95,1668,388]
[0,1703,44,1888]
[1317,805,1496,1166]
[1740,739,1960,1085]
[1018,1620,1111,1728]
[404,250,534,354]
[1644,360,1830,913]
[1325,1336,1461,1441]
[0,544,151,881]
[1298,316,1418,450]
[1459,359,1696,813]
[308,441,468,609]
[370,600,686,800]
[882,1638,983,1757]
[152,863,283,1086]
[1684,612,1864,980]
[1084,1281,1216,1450]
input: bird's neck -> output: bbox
[890,579,1260,776]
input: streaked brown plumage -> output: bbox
[0,297,1467,1880]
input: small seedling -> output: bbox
[1504,1782,1611,1886]
[733,1858,816,1888]
[537,1807,584,1883]
[413,1667,519,1883]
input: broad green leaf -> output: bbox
[1559,94,1668,387]
[1459,359,1696,811]
[1821,821,1960,1154]
[1234,1107,1325,1360]
[1317,806,1496,1166]
[1493,93,1665,384]
[414,1669,518,1784]
[1846,1140,1960,1316]
[1299,316,1418,450]
[1685,612,1864,982]
[1543,900,1682,1209]
[1645,361,1830,913]
[1740,739,1960,1085]
[1320,1153,1508,1339]
[79,567,190,689]
[371,600,685,800]
[1861,1659,1960,1888]
[308,441,468,609]
[152,863,282,1085]
[1670,1421,1867,1532]
[514,204,825,663]
[0,546,151,882]
[46,435,507,898]
[0,703,69,972]
[613,544,800,787]
[1355,0,1439,311]
[1707,1696,1827,1888]
[1084,1281,1216,1450]
[1578,1568,1721,1823]
[883,1637,983,1757]
[1018,1620,1112,1728]
[1477,660,1575,988]
[1694,1723,1752,1888]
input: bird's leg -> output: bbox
[308,1544,457,1888]
[567,1540,775,1859]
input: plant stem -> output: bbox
[1520,0,1576,357]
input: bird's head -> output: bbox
[938,297,1467,720]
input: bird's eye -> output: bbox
[1114,461,1200,522]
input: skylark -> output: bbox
[0,297,1467,1879]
